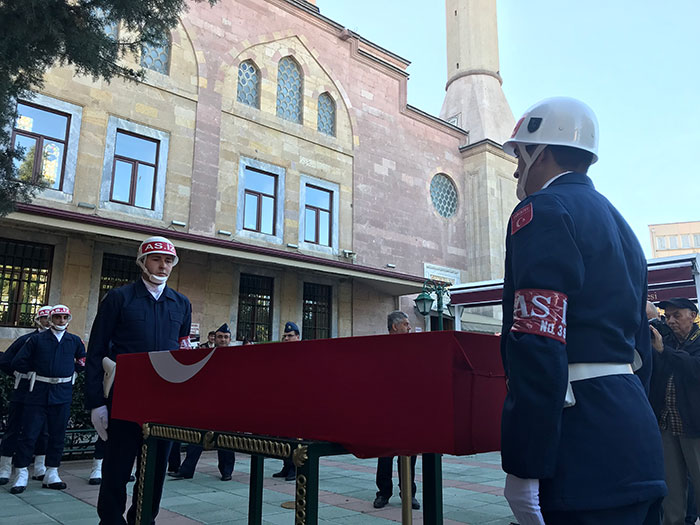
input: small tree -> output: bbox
[0,0,218,216]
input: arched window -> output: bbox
[317,92,336,136]
[430,174,458,218]
[141,35,171,75]
[237,60,260,108]
[276,56,303,123]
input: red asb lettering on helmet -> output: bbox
[142,242,175,255]
[511,288,568,343]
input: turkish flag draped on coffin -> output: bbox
[111,330,506,458]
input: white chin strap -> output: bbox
[51,323,68,332]
[137,258,169,285]
[515,144,547,201]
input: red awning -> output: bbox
[450,254,700,307]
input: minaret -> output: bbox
[439,0,514,144]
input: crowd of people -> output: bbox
[0,96,699,525]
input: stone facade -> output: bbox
[0,0,516,348]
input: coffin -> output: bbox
[111,330,506,458]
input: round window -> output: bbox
[430,174,458,218]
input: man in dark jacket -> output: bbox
[10,305,86,493]
[650,297,700,525]
[85,236,191,525]
[500,97,666,524]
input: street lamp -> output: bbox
[413,279,451,331]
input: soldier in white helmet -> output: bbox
[10,305,86,493]
[0,306,53,486]
[85,236,191,524]
[499,97,666,524]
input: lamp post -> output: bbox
[413,279,451,524]
[414,280,451,331]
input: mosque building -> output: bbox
[0,0,516,346]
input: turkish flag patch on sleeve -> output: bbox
[511,288,568,343]
[511,202,533,234]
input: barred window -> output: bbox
[237,60,260,108]
[0,239,53,327]
[276,56,303,123]
[317,92,336,136]
[302,283,331,340]
[141,36,170,75]
[12,101,71,190]
[99,253,141,302]
[236,274,273,342]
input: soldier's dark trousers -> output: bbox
[97,418,171,525]
[375,455,417,498]
[14,402,70,468]
[543,496,662,525]
[0,400,49,458]
[178,443,235,477]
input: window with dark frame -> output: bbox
[302,282,331,340]
[236,274,273,342]
[0,239,53,328]
[12,101,71,190]
[110,130,159,210]
[99,253,141,302]
[304,185,332,246]
[243,166,277,235]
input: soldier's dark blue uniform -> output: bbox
[86,278,191,525]
[500,172,667,520]
[11,329,85,470]
[0,330,49,467]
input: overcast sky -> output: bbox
[315,0,700,257]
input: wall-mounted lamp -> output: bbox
[342,250,357,259]
[287,243,299,249]
[170,220,186,227]
[77,202,96,209]
[386,263,396,269]
[217,229,232,236]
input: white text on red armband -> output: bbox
[511,289,568,343]
[178,336,192,349]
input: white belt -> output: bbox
[564,362,634,408]
[28,372,77,392]
[13,371,29,390]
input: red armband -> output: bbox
[178,336,192,349]
[76,357,86,367]
[511,288,568,343]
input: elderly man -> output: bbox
[373,310,419,511]
[650,298,700,525]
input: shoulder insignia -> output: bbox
[510,202,533,235]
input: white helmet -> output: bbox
[35,305,53,331]
[136,236,179,285]
[49,304,71,331]
[503,97,599,200]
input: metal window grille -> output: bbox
[236,274,273,342]
[276,57,303,123]
[430,174,458,218]
[237,60,260,108]
[317,93,336,136]
[99,253,141,302]
[0,239,52,327]
[302,283,331,340]
[141,37,170,75]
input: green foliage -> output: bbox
[0,0,218,216]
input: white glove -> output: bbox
[91,406,109,441]
[503,473,545,525]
